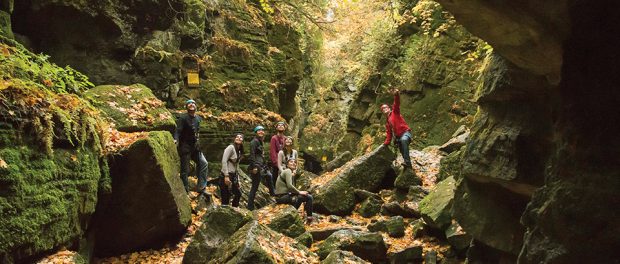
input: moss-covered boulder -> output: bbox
[0,127,105,263]
[198,221,318,264]
[183,206,253,264]
[257,204,305,238]
[367,216,406,238]
[314,146,395,215]
[84,84,175,132]
[316,229,387,263]
[323,151,353,173]
[356,196,383,218]
[294,232,313,248]
[394,167,422,190]
[323,250,370,264]
[419,176,456,230]
[94,131,190,256]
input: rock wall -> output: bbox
[435,0,620,262]
[10,0,309,115]
[0,37,108,263]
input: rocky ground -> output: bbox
[36,145,454,264]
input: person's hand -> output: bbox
[389,88,399,95]
[174,139,178,145]
[251,167,259,174]
[299,191,308,196]
[224,177,232,187]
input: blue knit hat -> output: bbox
[253,125,265,133]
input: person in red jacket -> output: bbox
[381,88,413,169]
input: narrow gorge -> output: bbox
[1,0,618,263]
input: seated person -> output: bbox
[275,159,313,223]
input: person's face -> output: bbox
[186,102,197,112]
[285,138,293,146]
[256,129,265,138]
[381,105,391,115]
[276,123,286,132]
[287,159,297,170]
[234,135,243,144]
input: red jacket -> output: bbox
[270,134,285,166]
[384,93,411,145]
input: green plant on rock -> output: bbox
[0,37,106,155]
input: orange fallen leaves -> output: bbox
[105,127,148,153]
[0,158,7,169]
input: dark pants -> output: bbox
[396,131,413,167]
[271,165,280,185]
[180,149,208,193]
[247,166,274,210]
[276,193,313,217]
[219,173,241,207]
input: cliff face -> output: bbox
[436,0,620,262]
[300,0,485,160]
[10,0,309,114]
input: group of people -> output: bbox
[173,99,313,223]
[173,88,412,225]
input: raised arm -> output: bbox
[392,91,401,115]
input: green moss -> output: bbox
[0,130,102,262]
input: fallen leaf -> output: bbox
[0,158,7,169]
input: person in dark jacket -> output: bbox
[174,99,208,195]
[247,125,275,210]
[381,88,413,169]
[275,158,313,223]
[220,133,243,207]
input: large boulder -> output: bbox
[316,230,387,263]
[257,204,305,238]
[183,206,253,264]
[84,84,175,132]
[314,146,395,215]
[94,131,191,256]
[356,196,383,218]
[0,127,105,263]
[393,167,422,190]
[419,176,456,230]
[323,151,353,172]
[452,177,526,255]
[323,250,370,264]
[200,221,319,263]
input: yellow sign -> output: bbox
[187,72,200,87]
[321,156,327,162]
